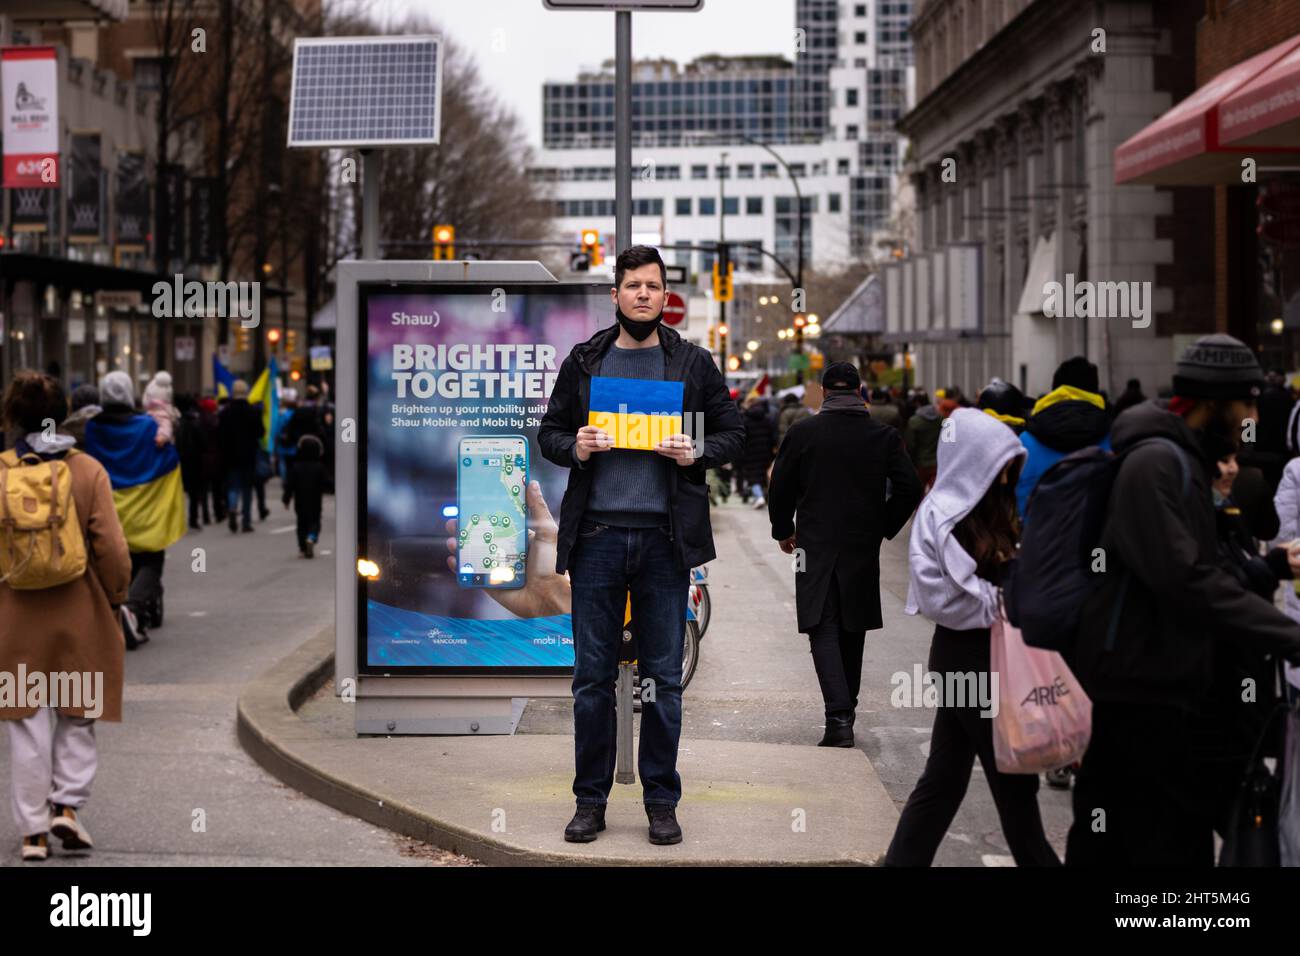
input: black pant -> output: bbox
[885,623,1061,867]
[188,478,210,526]
[127,550,165,622]
[806,573,864,717]
[1065,701,1214,867]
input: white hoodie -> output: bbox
[904,407,1027,630]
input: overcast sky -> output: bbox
[346,0,798,147]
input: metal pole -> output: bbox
[719,150,727,375]
[614,11,632,257]
[361,150,379,261]
[615,663,635,784]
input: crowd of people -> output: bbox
[763,335,1300,867]
[0,368,333,861]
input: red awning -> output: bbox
[1115,33,1300,186]
[1220,40,1300,148]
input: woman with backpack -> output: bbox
[885,407,1061,866]
[0,372,132,862]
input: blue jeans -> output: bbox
[226,466,254,527]
[569,518,688,808]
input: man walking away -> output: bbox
[741,396,777,509]
[904,399,942,492]
[867,387,903,430]
[282,435,326,558]
[217,379,264,533]
[539,245,744,847]
[768,363,922,746]
[777,392,811,444]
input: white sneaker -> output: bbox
[752,497,766,509]
[20,834,48,861]
[50,805,93,850]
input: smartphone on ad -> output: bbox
[456,435,528,590]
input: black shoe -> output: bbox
[563,805,606,843]
[259,509,270,522]
[241,524,254,533]
[304,539,315,558]
[646,806,682,845]
[818,713,855,748]
[1045,765,1073,790]
[228,513,238,533]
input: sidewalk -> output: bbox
[238,501,904,865]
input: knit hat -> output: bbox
[821,362,860,391]
[1173,334,1263,400]
[99,371,135,408]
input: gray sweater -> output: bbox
[577,344,671,527]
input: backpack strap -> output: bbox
[1103,436,1195,651]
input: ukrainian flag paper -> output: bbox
[588,377,684,451]
[84,415,187,553]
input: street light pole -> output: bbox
[719,149,727,376]
[614,11,632,258]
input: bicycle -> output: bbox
[622,592,701,712]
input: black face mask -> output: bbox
[615,306,663,342]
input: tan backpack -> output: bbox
[0,448,88,590]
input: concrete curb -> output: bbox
[237,629,544,865]
[237,629,884,866]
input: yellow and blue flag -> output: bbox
[213,355,236,399]
[247,356,280,452]
[587,376,683,451]
[84,414,186,552]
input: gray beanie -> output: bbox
[99,370,136,408]
[1172,334,1263,401]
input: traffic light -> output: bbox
[433,224,456,260]
[809,351,825,372]
[711,260,734,301]
[581,229,602,267]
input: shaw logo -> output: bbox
[392,310,440,327]
[50,886,151,936]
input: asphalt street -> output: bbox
[0,484,469,867]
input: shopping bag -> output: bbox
[991,610,1092,774]
[1280,707,1300,868]
[1221,704,1287,867]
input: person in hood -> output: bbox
[282,434,326,558]
[538,245,744,848]
[1015,357,1111,517]
[904,398,943,492]
[0,372,131,862]
[768,363,921,747]
[1065,334,1300,868]
[977,378,1030,434]
[1112,377,1146,415]
[777,392,812,443]
[60,384,102,449]
[885,408,1061,866]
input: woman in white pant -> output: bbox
[1,371,130,861]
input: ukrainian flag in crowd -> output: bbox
[213,355,236,399]
[248,356,280,451]
[83,415,186,553]
[588,376,683,450]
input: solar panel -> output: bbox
[287,36,442,148]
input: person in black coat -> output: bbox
[767,362,923,746]
[282,434,326,558]
[175,395,209,530]
[216,380,264,532]
[740,397,777,508]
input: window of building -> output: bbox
[738,163,755,179]
[761,163,779,179]
[846,88,859,107]
[699,197,716,215]
[855,31,867,44]
[675,197,692,216]
[837,158,851,175]
[829,193,842,213]
[715,164,730,179]
[746,196,763,215]
[846,125,859,140]
[723,196,739,216]
[691,164,708,179]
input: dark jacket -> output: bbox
[767,392,923,633]
[741,402,778,484]
[1073,400,1300,712]
[904,405,941,469]
[217,398,264,471]
[538,321,744,574]
[283,436,326,522]
[1016,387,1111,516]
